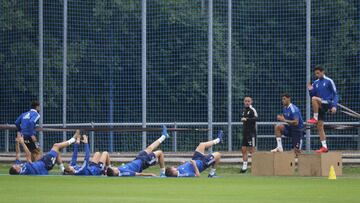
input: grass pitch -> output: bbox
[0,164,359,203]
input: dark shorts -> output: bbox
[135,151,157,170]
[283,126,305,150]
[319,102,330,121]
[40,150,58,171]
[18,136,39,152]
[192,151,216,170]
[242,131,256,147]
[89,161,104,175]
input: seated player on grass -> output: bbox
[106,125,169,177]
[271,93,305,155]
[63,134,110,176]
[9,130,81,175]
[165,130,223,178]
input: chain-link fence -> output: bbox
[1,0,359,153]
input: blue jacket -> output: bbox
[15,109,40,138]
[309,75,339,107]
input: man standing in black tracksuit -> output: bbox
[240,96,258,173]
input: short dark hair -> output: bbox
[107,167,115,177]
[281,93,291,99]
[314,65,324,72]
[9,166,19,175]
[31,100,40,109]
[165,167,177,177]
[63,166,74,175]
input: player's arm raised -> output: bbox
[17,136,32,162]
[190,160,200,177]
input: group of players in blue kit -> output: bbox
[11,103,224,177]
[10,65,338,176]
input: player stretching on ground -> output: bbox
[9,131,81,175]
[165,130,223,178]
[63,134,110,176]
[271,93,304,155]
[106,125,169,177]
[14,101,42,163]
[240,96,258,173]
[307,65,338,153]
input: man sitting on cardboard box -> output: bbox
[271,93,305,155]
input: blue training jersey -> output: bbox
[19,161,48,175]
[15,109,40,138]
[309,75,338,107]
[283,103,304,130]
[117,159,143,177]
[70,143,100,176]
[176,161,204,177]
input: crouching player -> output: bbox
[106,125,169,177]
[165,130,223,178]
[271,93,304,155]
[9,131,80,175]
[63,134,110,176]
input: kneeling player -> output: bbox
[9,131,80,175]
[63,134,110,176]
[106,125,169,177]
[271,93,304,154]
[165,130,223,178]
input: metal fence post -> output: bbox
[5,129,9,152]
[141,0,147,150]
[62,0,68,153]
[227,0,233,152]
[207,0,213,151]
[173,122,177,152]
[90,122,94,153]
[38,0,44,151]
[305,0,311,152]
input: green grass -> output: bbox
[0,164,359,203]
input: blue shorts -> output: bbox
[283,126,305,149]
[89,161,104,175]
[135,151,157,170]
[192,151,215,171]
[40,150,58,170]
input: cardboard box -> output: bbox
[251,152,295,176]
[298,152,342,176]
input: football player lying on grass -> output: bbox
[63,134,110,176]
[9,130,81,175]
[165,130,223,178]
[106,125,169,177]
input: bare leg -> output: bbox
[99,151,110,166]
[208,152,221,176]
[275,124,284,138]
[312,96,321,114]
[211,152,221,169]
[153,150,165,169]
[241,146,247,162]
[91,152,101,164]
[15,142,20,161]
[51,131,79,153]
[317,121,326,141]
[31,149,42,162]
[144,136,166,154]
[195,141,217,154]
[271,124,284,152]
